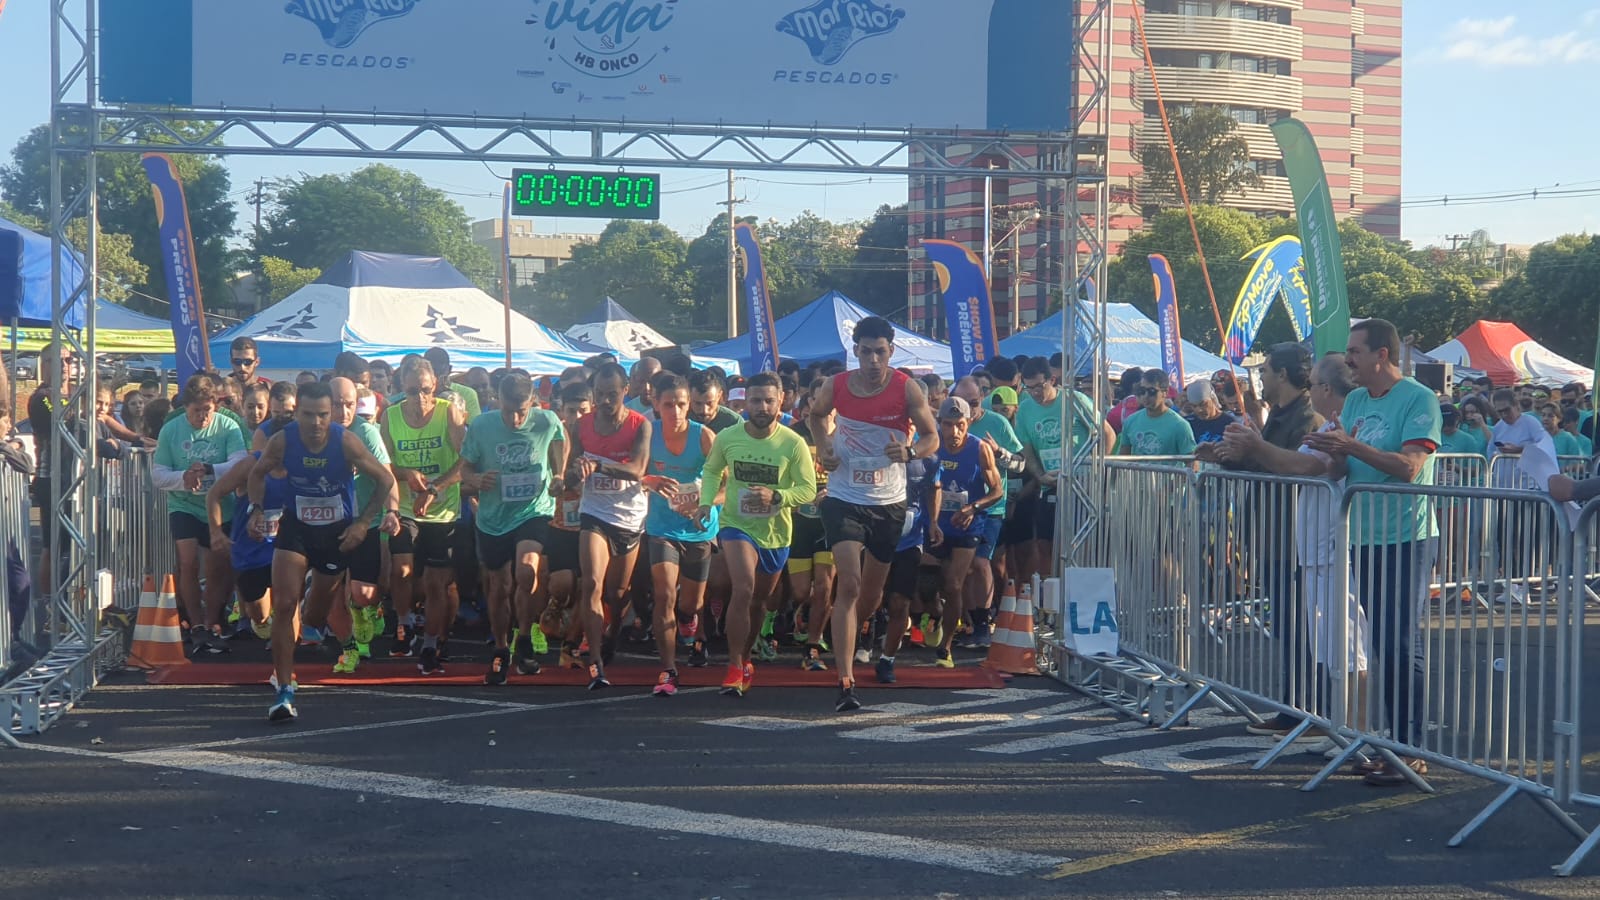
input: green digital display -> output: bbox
[511,170,661,220]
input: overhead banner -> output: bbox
[1272,119,1351,359]
[923,239,999,379]
[97,0,1074,133]
[1222,236,1301,364]
[734,223,780,374]
[1149,254,1184,383]
[140,153,210,384]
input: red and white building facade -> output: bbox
[906,0,1401,338]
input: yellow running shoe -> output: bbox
[333,646,361,674]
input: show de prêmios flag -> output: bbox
[734,222,780,374]
[1149,254,1184,384]
[922,239,999,379]
[140,153,210,384]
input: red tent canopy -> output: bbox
[1428,321,1594,387]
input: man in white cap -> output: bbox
[1184,379,1238,446]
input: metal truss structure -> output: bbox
[6,0,1112,737]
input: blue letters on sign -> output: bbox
[1068,601,1118,636]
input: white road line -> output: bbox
[27,744,1066,877]
[335,688,537,709]
[842,699,1101,744]
[706,688,1056,731]
[973,709,1250,756]
[153,690,703,752]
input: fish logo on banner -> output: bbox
[922,239,998,380]
[286,0,422,49]
[778,0,905,65]
[734,223,780,374]
[1149,254,1184,384]
[140,153,210,385]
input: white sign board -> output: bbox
[99,0,1074,133]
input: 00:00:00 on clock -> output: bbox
[512,173,658,209]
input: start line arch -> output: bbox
[8,0,1114,737]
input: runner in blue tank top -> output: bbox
[248,381,396,724]
[929,396,1004,668]
[642,373,722,695]
[205,451,286,643]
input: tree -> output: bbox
[843,203,911,315]
[516,220,690,332]
[1137,106,1263,208]
[0,200,149,306]
[0,121,237,311]
[253,165,492,289]
[760,212,859,315]
[1487,234,1600,363]
[257,256,322,306]
[682,212,743,330]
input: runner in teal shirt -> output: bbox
[1114,371,1196,458]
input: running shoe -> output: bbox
[298,625,324,647]
[514,643,542,676]
[754,638,779,663]
[350,603,376,644]
[835,678,862,712]
[267,687,297,723]
[653,669,679,697]
[742,662,755,694]
[389,623,414,658]
[267,673,298,692]
[854,647,872,666]
[530,627,549,656]
[720,664,745,696]
[251,619,274,641]
[484,649,510,686]
[559,643,583,669]
[587,663,610,691]
[355,640,372,660]
[802,646,828,672]
[364,605,387,639]
[908,625,925,647]
[687,639,709,668]
[934,649,955,669]
[418,646,442,676]
[926,621,944,649]
[875,657,896,684]
[759,610,777,640]
[333,646,361,674]
[189,626,227,657]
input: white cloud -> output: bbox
[1439,16,1600,67]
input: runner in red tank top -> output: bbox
[564,362,653,691]
[807,316,940,712]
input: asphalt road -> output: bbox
[8,648,1600,900]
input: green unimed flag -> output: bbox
[1271,118,1350,359]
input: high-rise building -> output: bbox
[906,0,1401,337]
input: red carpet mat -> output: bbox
[146,661,1009,689]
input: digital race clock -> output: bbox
[511,169,661,220]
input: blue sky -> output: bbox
[0,2,1595,248]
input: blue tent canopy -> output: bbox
[999,302,1232,382]
[700,290,952,378]
[0,215,89,328]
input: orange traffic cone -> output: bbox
[127,574,190,669]
[984,581,1039,676]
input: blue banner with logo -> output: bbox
[734,223,780,374]
[923,239,999,379]
[1222,236,1303,365]
[141,153,210,384]
[1280,260,1313,342]
[1149,254,1184,384]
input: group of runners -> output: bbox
[149,317,1082,723]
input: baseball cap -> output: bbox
[938,396,972,420]
[355,395,377,417]
[1185,381,1217,405]
[988,386,1019,407]
[728,387,746,401]
[1440,402,1459,424]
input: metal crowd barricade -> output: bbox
[1556,497,1600,875]
[1307,483,1589,862]
[99,449,172,604]
[1488,452,1591,491]
[1183,469,1339,734]
[0,463,31,676]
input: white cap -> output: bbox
[728,387,747,401]
[355,395,378,417]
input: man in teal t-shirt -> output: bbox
[1114,370,1197,459]
[1303,320,1440,784]
[1014,357,1110,586]
[460,372,567,682]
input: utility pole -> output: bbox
[716,170,747,339]
[1011,228,1022,335]
[1444,233,1469,253]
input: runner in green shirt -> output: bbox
[1016,357,1113,586]
[697,373,817,698]
[461,373,568,683]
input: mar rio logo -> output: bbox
[777,0,905,66]
[530,0,679,80]
[286,0,421,49]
